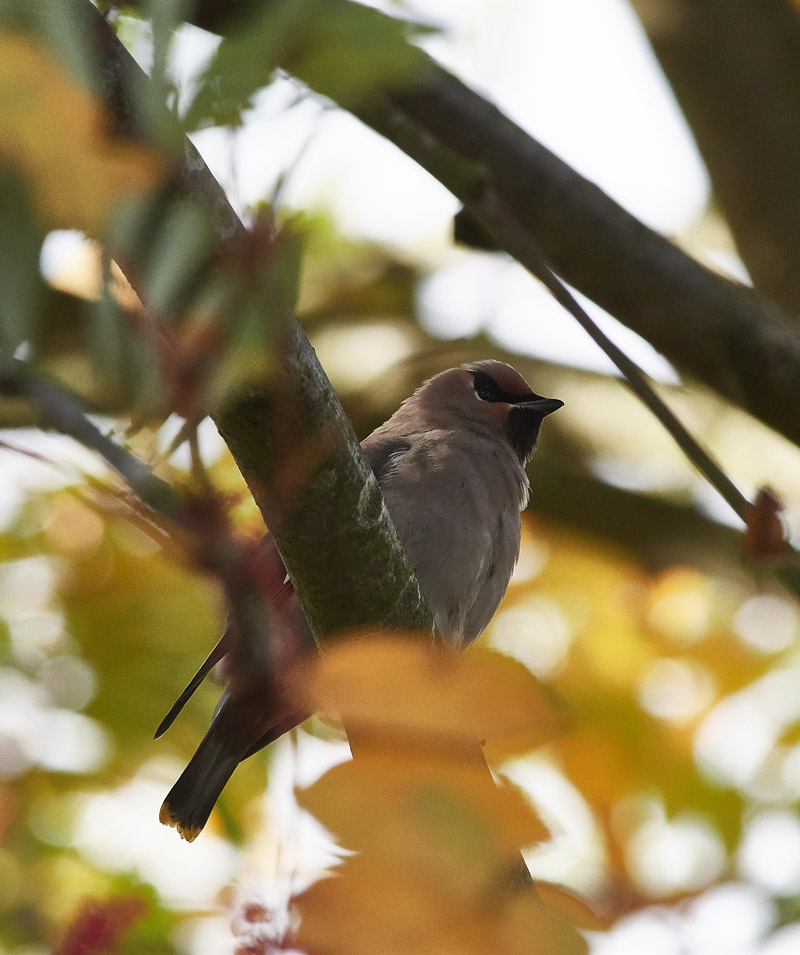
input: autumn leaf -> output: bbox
[0,32,163,236]
[293,637,570,951]
[744,486,787,560]
[292,858,586,955]
[297,751,548,894]
[535,880,610,931]
[502,891,588,955]
[310,635,563,758]
[56,896,146,955]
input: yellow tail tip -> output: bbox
[159,801,201,842]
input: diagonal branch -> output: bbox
[630,0,800,317]
[358,104,800,597]
[112,0,800,450]
[84,0,433,642]
[355,47,800,451]
[355,101,753,514]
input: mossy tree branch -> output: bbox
[84,0,433,642]
[82,0,533,893]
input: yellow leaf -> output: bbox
[502,892,588,955]
[312,635,563,758]
[297,751,548,893]
[535,880,609,931]
[558,727,635,810]
[293,861,494,955]
[0,33,163,235]
[292,859,586,955]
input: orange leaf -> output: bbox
[293,861,495,955]
[0,33,163,235]
[312,635,563,758]
[297,751,548,893]
[535,880,609,931]
[292,859,586,955]
[503,892,588,955]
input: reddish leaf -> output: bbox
[57,897,146,955]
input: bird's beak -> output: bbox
[515,396,564,416]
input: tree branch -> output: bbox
[112,0,800,450]
[360,54,800,450]
[631,0,800,317]
[80,3,544,892]
[84,0,433,642]
[351,98,757,524]
[0,355,274,683]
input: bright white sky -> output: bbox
[175,0,710,379]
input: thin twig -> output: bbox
[478,188,753,522]
[361,102,800,599]
[473,189,800,597]
[0,355,273,681]
[373,102,753,523]
[0,356,171,510]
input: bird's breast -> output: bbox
[375,434,527,646]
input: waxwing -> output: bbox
[158,360,562,839]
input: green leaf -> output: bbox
[184,0,433,131]
[183,0,309,130]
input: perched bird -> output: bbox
[158,360,562,839]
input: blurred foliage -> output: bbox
[292,637,585,955]
[183,0,433,131]
[0,32,163,237]
[2,1,800,955]
[3,461,800,950]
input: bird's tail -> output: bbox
[159,729,240,842]
[242,708,309,759]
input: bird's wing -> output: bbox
[155,535,300,740]
[361,433,412,481]
[154,635,229,739]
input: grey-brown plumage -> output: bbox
[363,360,561,643]
[158,360,562,839]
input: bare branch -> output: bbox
[365,57,800,450]
[0,355,169,508]
[357,101,753,523]
[112,0,800,450]
[631,0,800,316]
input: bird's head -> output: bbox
[413,360,563,464]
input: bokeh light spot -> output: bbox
[45,495,106,558]
[638,657,715,723]
[734,594,797,654]
[490,597,572,678]
[626,811,725,896]
[648,568,711,645]
[738,810,800,896]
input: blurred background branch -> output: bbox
[111,0,800,452]
[630,0,800,316]
[0,354,277,685]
